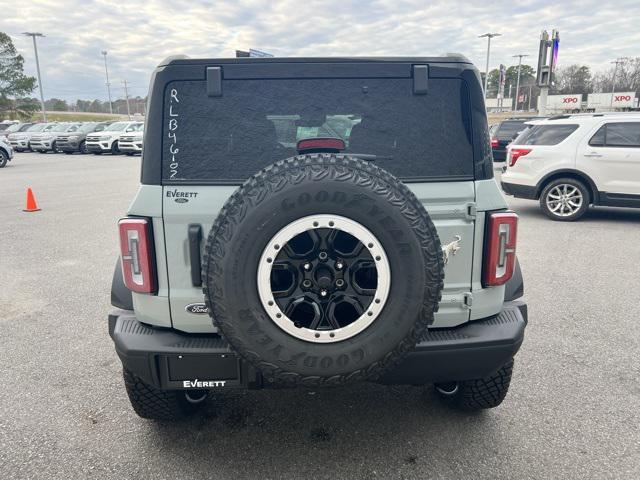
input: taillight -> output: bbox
[118,218,157,294]
[490,137,499,148]
[508,148,531,167]
[483,212,518,287]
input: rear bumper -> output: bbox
[109,301,527,390]
[501,181,537,200]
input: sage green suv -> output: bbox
[109,55,527,420]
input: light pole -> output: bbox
[479,33,501,99]
[610,57,628,109]
[101,50,113,114]
[512,54,529,111]
[22,32,47,122]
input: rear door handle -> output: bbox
[584,152,602,157]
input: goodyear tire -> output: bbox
[123,368,205,420]
[203,154,444,386]
[434,359,514,411]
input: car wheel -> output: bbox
[434,359,514,411]
[540,178,589,221]
[51,141,58,153]
[111,141,120,155]
[79,141,87,154]
[0,150,7,168]
[203,154,444,386]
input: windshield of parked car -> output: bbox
[128,123,143,132]
[105,122,128,132]
[5,124,22,133]
[26,124,46,132]
[78,123,98,133]
[50,124,70,132]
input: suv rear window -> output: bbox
[514,124,578,145]
[495,121,526,139]
[162,78,474,183]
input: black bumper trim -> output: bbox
[109,301,527,389]
[501,181,537,200]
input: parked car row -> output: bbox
[1,120,143,156]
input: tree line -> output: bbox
[482,58,640,100]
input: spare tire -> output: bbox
[203,154,444,386]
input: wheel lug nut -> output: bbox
[336,279,344,287]
[318,251,328,261]
[303,262,312,271]
[302,280,312,288]
[336,261,343,270]
[320,289,328,297]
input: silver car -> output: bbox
[30,123,82,153]
[8,123,56,152]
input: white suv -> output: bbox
[501,113,640,221]
[86,121,141,155]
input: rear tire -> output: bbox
[540,178,589,221]
[0,151,7,168]
[111,141,120,155]
[122,368,206,420]
[79,141,87,154]
[434,359,514,411]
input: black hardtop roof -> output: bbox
[159,54,473,68]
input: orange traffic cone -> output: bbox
[23,187,41,212]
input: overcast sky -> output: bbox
[3,0,640,101]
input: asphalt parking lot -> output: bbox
[1,152,639,479]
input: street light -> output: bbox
[101,50,113,114]
[22,32,47,122]
[479,33,501,99]
[610,57,629,109]
[512,54,529,111]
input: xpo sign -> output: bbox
[587,92,637,110]
[544,94,582,111]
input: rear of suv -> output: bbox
[491,117,541,162]
[501,113,640,220]
[109,56,527,420]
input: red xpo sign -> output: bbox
[614,95,631,102]
[562,97,579,103]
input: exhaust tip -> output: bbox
[184,390,208,404]
[435,382,459,396]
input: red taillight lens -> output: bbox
[483,212,518,287]
[491,137,499,148]
[508,148,531,167]
[118,218,157,294]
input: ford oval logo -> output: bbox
[185,303,209,315]
[175,198,189,203]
